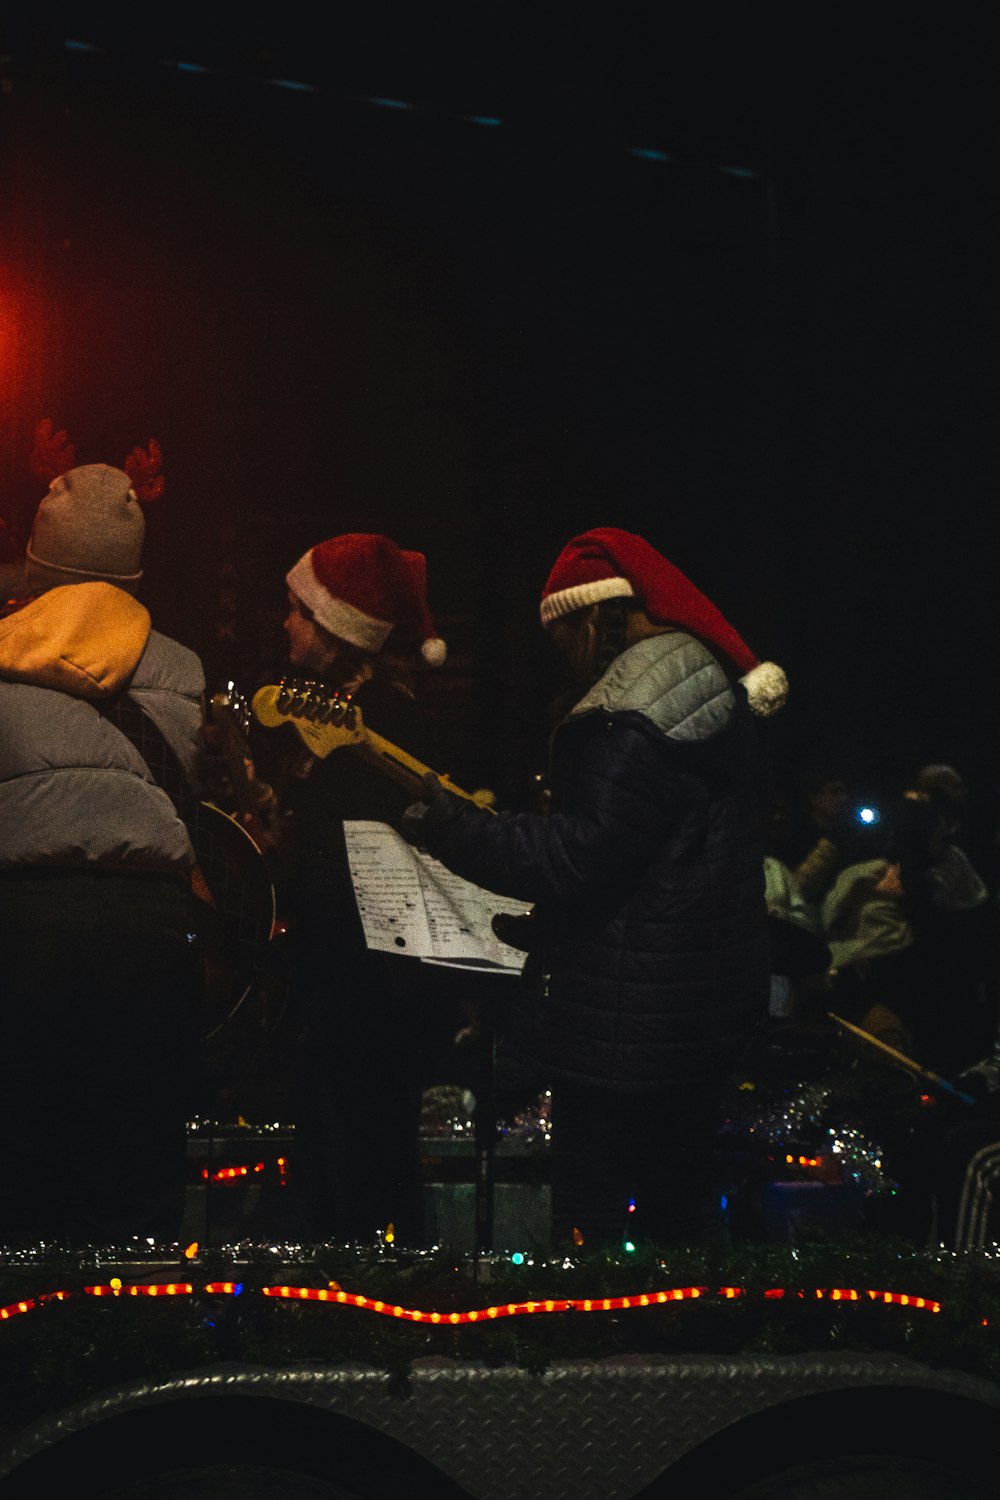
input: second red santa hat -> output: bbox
[540,526,787,715]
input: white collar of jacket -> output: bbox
[563,631,735,742]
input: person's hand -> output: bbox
[956,1055,1000,1103]
[399,772,463,845]
[874,861,904,896]
[492,910,538,951]
[399,772,441,845]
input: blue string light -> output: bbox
[59,39,758,178]
[266,78,319,94]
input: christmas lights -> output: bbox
[59,41,758,179]
[2,1237,995,1437]
[0,1279,944,1324]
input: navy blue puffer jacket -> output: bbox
[414,631,770,1090]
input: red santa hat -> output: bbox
[540,526,787,716]
[286,533,447,666]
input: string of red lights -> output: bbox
[0,1280,944,1324]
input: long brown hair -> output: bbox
[307,612,419,701]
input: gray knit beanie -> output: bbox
[25,464,145,595]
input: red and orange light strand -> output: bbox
[0,1282,943,1323]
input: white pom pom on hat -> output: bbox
[739,660,789,718]
[540,526,787,715]
[286,533,447,666]
[420,634,448,667]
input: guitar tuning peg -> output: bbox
[288,682,310,717]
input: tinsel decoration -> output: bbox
[418,1088,552,1145]
[502,1089,553,1143]
[724,1078,897,1197]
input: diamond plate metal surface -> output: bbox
[3,1355,999,1499]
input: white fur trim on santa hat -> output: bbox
[540,575,635,627]
[287,553,394,653]
[740,660,788,717]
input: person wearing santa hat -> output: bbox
[255,532,450,1248]
[283,532,448,681]
[401,526,787,1250]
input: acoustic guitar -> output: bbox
[97,683,280,1042]
[189,802,279,1036]
[196,685,282,1038]
[251,679,496,809]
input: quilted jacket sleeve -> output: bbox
[411,714,690,905]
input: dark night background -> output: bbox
[2,10,997,817]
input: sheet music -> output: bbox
[344,821,527,972]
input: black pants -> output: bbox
[548,1079,726,1250]
[0,870,202,1247]
[282,950,427,1247]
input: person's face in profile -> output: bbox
[283,590,345,675]
[548,605,600,689]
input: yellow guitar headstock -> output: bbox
[251,680,366,759]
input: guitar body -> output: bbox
[190,799,279,1038]
[197,686,287,1040]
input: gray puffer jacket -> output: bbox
[0,583,204,872]
[414,632,770,1089]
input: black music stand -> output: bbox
[472,988,499,1273]
[445,960,523,1278]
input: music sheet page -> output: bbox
[343,821,527,972]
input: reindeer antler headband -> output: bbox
[31,419,165,500]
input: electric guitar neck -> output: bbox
[251,680,495,809]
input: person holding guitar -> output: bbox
[0,441,208,1247]
[245,532,450,1247]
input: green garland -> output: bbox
[2,1233,999,1440]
